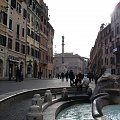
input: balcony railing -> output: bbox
[40,60,48,65]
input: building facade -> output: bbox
[89,24,112,75]
[53,53,86,76]
[0,0,54,80]
[0,0,27,79]
[111,2,120,74]
[89,2,120,75]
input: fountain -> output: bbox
[91,73,120,120]
[56,103,93,120]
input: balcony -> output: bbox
[40,60,48,65]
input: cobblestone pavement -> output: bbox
[0,78,70,95]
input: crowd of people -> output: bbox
[56,70,100,92]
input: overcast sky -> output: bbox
[44,0,120,58]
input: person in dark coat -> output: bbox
[38,71,40,79]
[69,70,75,86]
[16,67,21,82]
[39,71,42,79]
[94,74,99,84]
[75,73,83,91]
[57,73,60,79]
[61,72,64,81]
[9,68,12,81]
[65,71,69,81]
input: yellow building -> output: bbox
[0,0,54,80]
[0,0,27,80]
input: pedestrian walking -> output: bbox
[49,73,51,78]
[39,71,42,79]
[65,71,69,81]
[9,68,12,81]
[69,70,75,86]
[61,72,64,81]
[94,74,99,84]
[75,74,82,91]
[16,67,21,82]
[38,71,40,79]
[57,73,60,79]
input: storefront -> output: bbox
[26,59,39,78]
[8,55,25,80]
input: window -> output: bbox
[37,35,40,42]
[3,12,7,25]
[32,2,36,11]
[1,12,7,25]
[34,50,39,58]
[44,19,46,25]
[28,0,32,6]
[111,30,114,38]
[26,46,30,55]
[15,42,20,52]
[35,33,37,41]
[22,28,24,37]
[16,24,20,39]
[11,0,16,8]
[31,48,34,56]
[31,31,34,38]
[16,2,21,13]
[111,42,114,50]
[105,48,108,54]
[44,27,45,33]
[40,24,42,30]
[105,58,108,65]
[110,46,113,53]
[31,16,34,26]
[27,13,30,22]
[116,55,120,64]
[105,39,107,45]
[21,44,25,54]
[9,19,12,30]
[41,16,43,22]
[110,57,115,65]
[116,26,119,34]
[0,34,6,46]
[8,38,12,49]
[23,9,27,18]
[27,27,30,36]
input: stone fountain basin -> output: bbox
[91,89,120,119]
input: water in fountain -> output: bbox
[102,104,120,120]
[56,103,94,120]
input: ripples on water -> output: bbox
[56,103,93,120]
[102,104,120,120]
